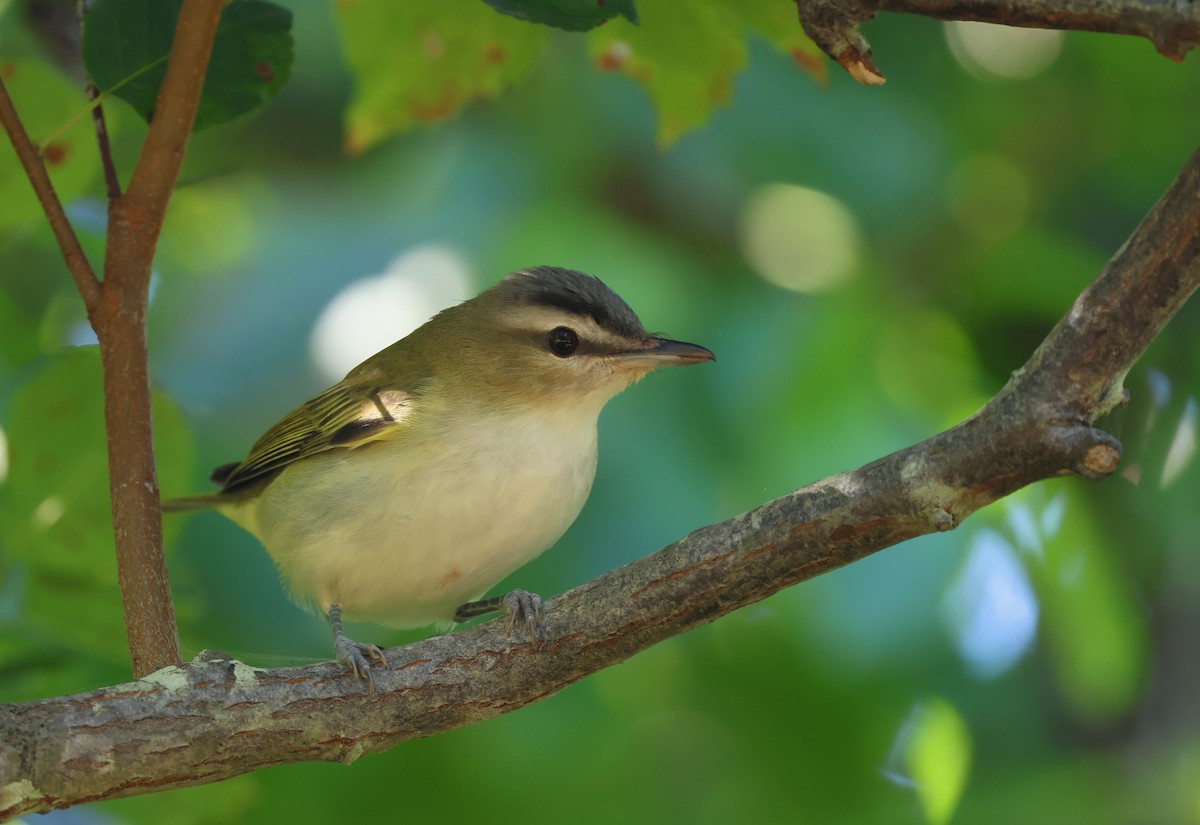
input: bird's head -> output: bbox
[421,266,714,412]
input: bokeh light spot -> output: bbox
[0,423,7,485]
[1161,396,1198,488]
[886,698,972,825]
[943,529,1039,679]
[1040,492,1066,539]
[1005,499,1041,556]
[945,21,1063,81]
[1147,368,1172,409]
[34,496,65,528]
[739,184,860,293]
[309,245,473,382]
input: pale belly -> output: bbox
[224,413,598,627]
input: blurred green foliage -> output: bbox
[4,348,194,659]
[2,1,1200,823]
[0,59,99,229]
[336,0,824,151]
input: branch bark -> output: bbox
[797,0,1200,83]
[2,144,1197,820]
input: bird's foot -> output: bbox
[327,602,386,694]
[333,635,387,695]
[501,589,543,642]
[454,588,544,644]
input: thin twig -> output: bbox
[0,74,101,313]
[86,84,120,199]
[77,0,119,199]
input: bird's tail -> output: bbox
[161,494,222,513]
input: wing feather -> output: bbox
[215,383,412,492]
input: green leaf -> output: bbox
[483,0,639,32]
[728,0,826,84]
[82,0,294,131]
[336,1,545,153]
[0,60,99,230]
[1,347,194,659]
[583,0,825,146]
[904,697,972,825]
[81,0,174,120]
[587,1,746,146]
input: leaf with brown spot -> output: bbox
[585,0,831,146]
[82,0,294,131]
[42,142,69,165]
[587,1,745,147]
[0,60,101,229]
[337,2,545,153]
[733,0,828,85]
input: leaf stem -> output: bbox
[36,91,102,155]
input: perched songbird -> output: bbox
[165,267,714,691]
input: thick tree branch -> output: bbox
[0,74,101,313]
[97,0,223,678]
[797,0,1200,83]
[2,146,1198,820]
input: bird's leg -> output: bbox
[454,589,544,643]
[328,602,387,694]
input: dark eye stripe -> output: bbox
[530,288,611,331]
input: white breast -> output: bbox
[228,404,599,628]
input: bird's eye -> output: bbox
[547,326,579,357]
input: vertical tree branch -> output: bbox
[3,0,225,677]
[96,0,223,677]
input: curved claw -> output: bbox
[501,589,544,644]
[334,637,387,695]
[451,589,544,647]
[453,589,545,645]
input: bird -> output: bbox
[164,266,715,692]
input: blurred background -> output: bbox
[2,1,1200,822]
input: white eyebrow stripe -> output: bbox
[500,305,606,335]
[499,306,640,351]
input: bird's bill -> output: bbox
[615,337,716,368]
